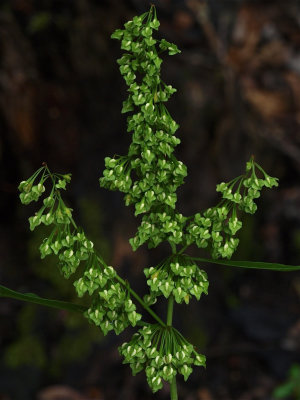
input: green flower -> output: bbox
[159,39,181,55]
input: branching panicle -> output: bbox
[18,6,279,399]
[100,6,186,252]
[185,156,278,259]
[19,166,142,335]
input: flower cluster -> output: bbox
[144,255,208,304]
[119,324,206,393]
[74,261,141,335]
[130,211,187,251]
[186,157,279,259]
[19,168,89,277]
[40,228,94,278]
[186,207,240,259]
[19,166,142,336]
[19,166,70,206]
[19,181,45,205]
[99,6,187,251]
[99,156,132,193]
[219,157,279,215]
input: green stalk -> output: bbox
[167,294,178,400]
[168,242,178,400]
[170,377,178,400]
[166,295,174,326]
[116,275,166,328]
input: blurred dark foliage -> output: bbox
[0,0,300,399]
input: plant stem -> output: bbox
[166,295,174,326]
[170,377,178,400]
[168,242,178,400]
[167,295,178,400]
[116,275,166,327]
[178,244,188,254]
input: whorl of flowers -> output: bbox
[119,324,206,393]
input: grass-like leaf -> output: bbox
[0,284,87,313]
[191,258,300,272]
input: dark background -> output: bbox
[1,0,300,399]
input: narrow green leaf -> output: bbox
[190,258,300,272]
[0,285,87,313]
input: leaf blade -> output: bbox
[0,284,87,313]
[190,258,300,272]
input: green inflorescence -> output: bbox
[99,6,278,262]
[99,6,186,252]
[144,254,208,304]
[18,5,279,398]
[119,324,205,393]
[19,166,142,336]
[185,157,279,259]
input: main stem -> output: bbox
[168,243,178,400]
[167,295,174,326]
